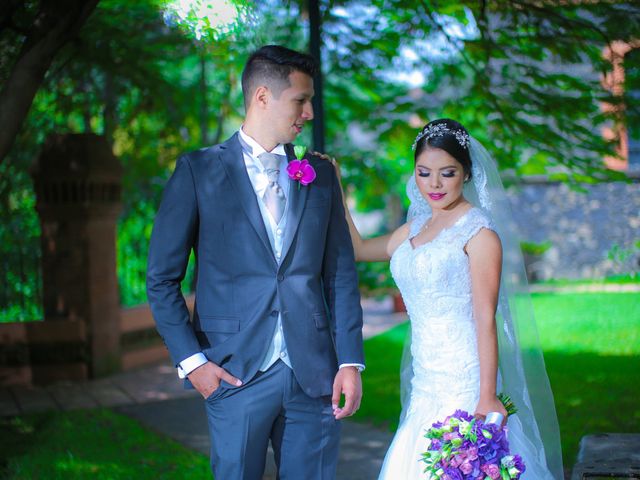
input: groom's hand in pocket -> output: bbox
[188,361,242,399]
[332,366,362,419]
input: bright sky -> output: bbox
[164,0,245,40]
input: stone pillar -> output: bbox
[31,133,123,380]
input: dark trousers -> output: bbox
[205,360,341,480]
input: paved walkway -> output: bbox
[0,297,406,479]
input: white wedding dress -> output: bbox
[378,207,556,480]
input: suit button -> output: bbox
[270,310,278,317]
[277,274,284,281]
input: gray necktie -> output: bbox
[257,152,286,223]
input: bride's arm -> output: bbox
[343,206,394,262]
[326,156,406,262]
[466,228,508,420]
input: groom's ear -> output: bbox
[254,85,270,110]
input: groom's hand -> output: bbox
[332,366,362,420]
[187,361,242,399]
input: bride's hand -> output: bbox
[474,395,508,426]
[311,150,342,184]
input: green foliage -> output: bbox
[356,261,396,297]
[497,393,517,416]
[606,240,640,279]
[354,321,406,426]
[520,240,552,256]
[2,0,640,316]
[354,291,640,466]
[1,0,224,313]
[117,200,155,307]
[0,159,42,322]
[0,409,211,479]
[319,0,640,188]
[163,0,254,42]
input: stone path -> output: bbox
[118,396,392,480]
[0,361,196,417]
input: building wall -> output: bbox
[507,174,640,280]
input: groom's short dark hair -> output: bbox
[242,45,317,109]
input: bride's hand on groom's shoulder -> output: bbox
[474,395,508,426]
[310,150,337,165]
[310,151,342,183]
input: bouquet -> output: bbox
[421,395,525,480]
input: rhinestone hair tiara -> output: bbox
[411,123,471,151]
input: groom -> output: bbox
[147,45,365,479]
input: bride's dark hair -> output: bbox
[414,118,472,181]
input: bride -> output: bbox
[333,118,563,479]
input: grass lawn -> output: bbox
[0,409,210,479]
[533,272,639,286]
[353,291,640,470]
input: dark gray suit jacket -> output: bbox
[147,133,364,397]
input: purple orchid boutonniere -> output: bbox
[287,145,316,189]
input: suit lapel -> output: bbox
[280,143,309,263]
[218,133,275,262]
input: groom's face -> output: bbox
[266,70,314,144]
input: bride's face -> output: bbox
[415,147,467,210]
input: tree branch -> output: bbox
[510,0,614,51]
[0,0,100,164]
[418,0,517,135]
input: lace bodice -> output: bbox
[389,207,496,401]
[391,207,495,317]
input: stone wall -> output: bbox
[506,174,640,280]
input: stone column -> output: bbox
[31,133,123,380]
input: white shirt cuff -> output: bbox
[339,363,365,372]
[177,352,208,379]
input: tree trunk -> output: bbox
[0,0,100,164]
[199,53,209,146]
[103,71,117,144]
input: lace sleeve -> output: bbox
[460,208,498,248]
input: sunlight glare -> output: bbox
[164,0,249,40]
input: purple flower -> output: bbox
[422,409,525,479]
[286,159,316,186]
[443,467,463,480]
[460,461,474,475]
[467,446,478,460]
[481,463,501,480]
[443,431,461,442]
[432,420,444,429]
[501,455,526,478]
[452,410,474,422]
